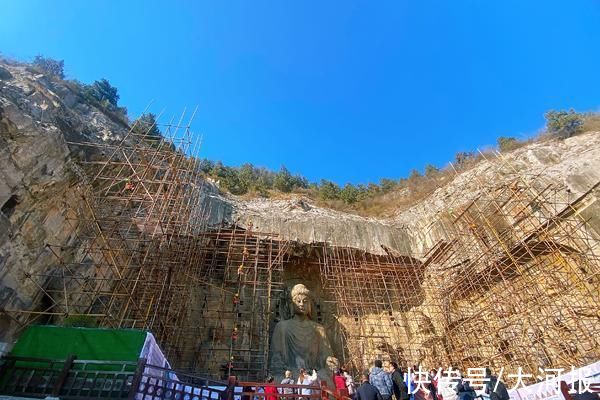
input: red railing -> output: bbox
[235,379,352,400]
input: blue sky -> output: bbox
[1,1,599,185]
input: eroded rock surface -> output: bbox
[1,57,599,359]
[0,60,131,338]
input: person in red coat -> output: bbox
[335,370,349,397]
[265,376,279,400]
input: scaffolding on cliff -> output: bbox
[3,111,288,380]
[3,116,600,384]
[315,152,600,382]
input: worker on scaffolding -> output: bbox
[120,178,135,193]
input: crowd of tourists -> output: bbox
[265,362,509,400]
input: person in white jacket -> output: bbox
[343,368,357,399]
[297,368,319,399]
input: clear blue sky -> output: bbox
[1,1,599,185]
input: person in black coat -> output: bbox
[485,368,510,400]
[390,363,409,400]
[357,374,384,400]
[455,372,477,400]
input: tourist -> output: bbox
[409,365,419,400]
[569,381,599,400]
[369,360,393,400]
[411,366,427,400]
[342,368,357,399]
[280,370,295,399]
[484,368,509,400]
[221,375,237,400]
[390,362,409,400]
[437,367,457,400]
[357,374,384,400]
[427,369,439,400]
[264,376,278,400]
[242,385,255,400]
[335,369,349,396]
[454,372,476,400]
[297,368,318,400]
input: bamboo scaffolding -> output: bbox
[4,126,599,385]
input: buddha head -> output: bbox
[291,284,313,318]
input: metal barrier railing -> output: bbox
[0,355,228,399]
[0,355,138,398]
[138,360,226,400]
[0,355,355,400]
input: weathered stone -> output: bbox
[270,284,335,383]
[0,66,13,81]
[0,59,132,341]
[1,56,599,371]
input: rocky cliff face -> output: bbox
[1,59,599,374]
[2,56,599,308]
[217,131,600,259]
[228,197,412,255]
[0,60,131,339]
[393,132,600,254]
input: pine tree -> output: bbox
[274,166,294,193]
[89,79,120,106]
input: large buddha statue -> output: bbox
[269,284,338,384]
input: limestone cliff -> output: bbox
[0,60,132,338]
[393,132,600,254]
[1,58,599,377]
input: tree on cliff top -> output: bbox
[133,113,161,139]
[318,179,341,200]
[340,183,359,204]
[545,109,584,139]
[273,166,294,193]
[85,78,120,107]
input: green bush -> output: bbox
[209,162,248,195]
[340,183,359,204]
[545,109,584,139]
[379,178,396,192]
[273,166,294,193]
[131,113,176,149]
[454,151,475,167]
[132,113,161,138]
[497,136,520,152]
[318,179,341,200]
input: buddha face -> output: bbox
[292,293,310,316]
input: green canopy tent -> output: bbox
[10,325,148,362]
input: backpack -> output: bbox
[487,377,510,400]
[494,381,510,400]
